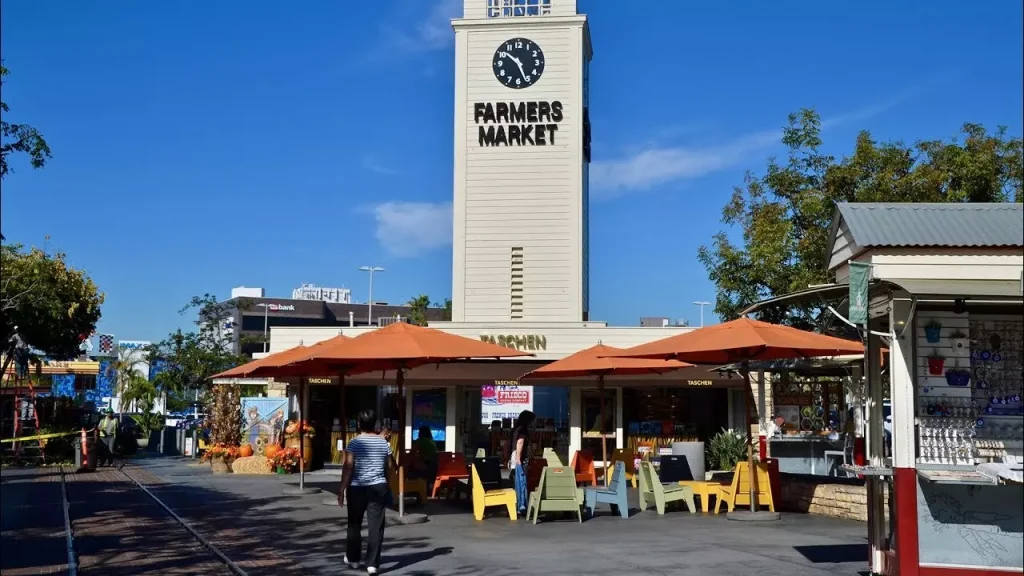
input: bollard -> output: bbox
[191,429,198,459]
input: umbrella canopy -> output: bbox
[287,321,534,371]
[520,343,692,380]
[603,317,863,364]
[244,334,359,379]
[211,344,312,379]
[520,343,691,486]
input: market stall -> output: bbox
[742,201,1024,575]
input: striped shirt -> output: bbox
[346,434,392,487]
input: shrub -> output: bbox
[707,428,748,471]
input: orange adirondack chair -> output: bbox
[570,450,598,486]
[432,452,469,498]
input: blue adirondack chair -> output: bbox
[583,461,629,519]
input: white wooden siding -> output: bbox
[454,16,587,322]
[828,219,861,272]
[865,248,1023,281]
[268,323,697,361]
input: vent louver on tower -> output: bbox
[511,246,524,319]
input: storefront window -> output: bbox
[412,389,447,443]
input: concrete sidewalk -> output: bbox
[133,456,873,576]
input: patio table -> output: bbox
[677,480,725,513]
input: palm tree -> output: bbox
[406,294,431,326]
[106,347,150,417]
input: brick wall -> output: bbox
[778,473,889,522]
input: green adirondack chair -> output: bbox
[638,461,696,515]
[526,466,583,524]
[542,447,564,467]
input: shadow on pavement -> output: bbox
[794,543,869,564]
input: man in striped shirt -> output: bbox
[340,409,394,575]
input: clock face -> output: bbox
[492,38,545,89]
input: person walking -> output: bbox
[339,409,393,575]
[510,410,535,517]
[98,409,118,466]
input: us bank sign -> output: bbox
[479,334,547,351]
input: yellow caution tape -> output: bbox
[0,430,83,444]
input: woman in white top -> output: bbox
[339,409,394,575]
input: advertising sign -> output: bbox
[412,392,446,442]
[481,380,534,424]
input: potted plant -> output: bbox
[705,428,748,478]
[927,350,946,376]
[201,443,239,473]
[949,329,970,352]
[923,320,943,343]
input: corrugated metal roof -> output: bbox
[837,203,1024,248]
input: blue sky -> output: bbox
[2,0,1021,343]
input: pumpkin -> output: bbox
[264,444,280,459]
[239,444,254,458]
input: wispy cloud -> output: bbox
[366,201,452,257]
[362,155,399,176]
[363,0,461,64]
[591,99,909,200]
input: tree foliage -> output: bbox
[146,294,249,405]
[406,294,431,326]
[0,65,52,181]
[1,243,104,374]
[698,109,1023,330]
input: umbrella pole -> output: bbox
[299,377,307,491]
[742,367,757,513]
[340,374,347,456]
[396,368,405,519]
[599,375,608,486]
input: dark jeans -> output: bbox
[346,483,388,569]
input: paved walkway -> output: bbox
[135,457,873,576]
[3,458,873,575]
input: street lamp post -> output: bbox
[257,302,270,353]
[692,301,712,328]
[359,266,385,326]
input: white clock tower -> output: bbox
[451,0,593,323]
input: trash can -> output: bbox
[74,434,98,472]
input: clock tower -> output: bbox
[451,0,592,323]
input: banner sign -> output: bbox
[241,398,287,454]
[848,261,871,326]
[481,380,534,424]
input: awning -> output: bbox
[741,277,1022,316]
[884,278,1022,300]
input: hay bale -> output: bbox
[231,455,273,474]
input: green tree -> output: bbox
[698,109,1023,330]
[435,298,453,321]
[1,243,104,377]
[406,294,431,326]
[1,65,52,181]
[106,346,151,416]
[146,294,250,409]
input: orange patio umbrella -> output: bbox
[276,322,534,514]
[605,317,863,519]
[520,343,692,485]
[211,334,355,495]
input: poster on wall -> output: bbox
[481,382,533,424]
[241,398,287,454]
[412,392,446,442]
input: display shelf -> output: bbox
[839,464,892,476]
[918,468,998,486]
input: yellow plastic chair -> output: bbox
[610,449,638,488]
[716,461,775,513]
[471,463,518,521]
